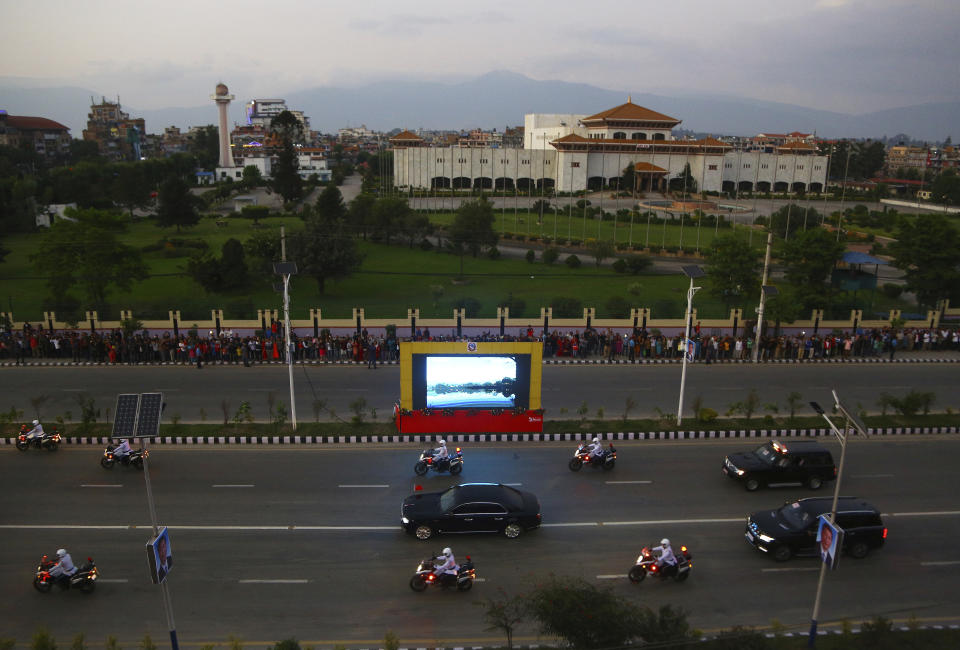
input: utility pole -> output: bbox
[753,231,775,362]
[276,227,298,430]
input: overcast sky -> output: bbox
[3,0,958,114]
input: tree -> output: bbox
[111,163,152,217]
[291,211,364,293]
[269,111,303,203]
[777,228,845,311]
[587,239,615,267]
[243,229,281,276]
[188,125,220,170]
[156,176,200,232]
[370,197,412,244]
[69,139,102,164]
[348,193,376,239]
[31,208,147,311]
[768,203,821,239]
[241,165,263,189]
[623,254,652,274]
[451,196,498,257]
[315,184,346,221]
[620,163,636,194]
[399,211,433,248]
[522,576,647,648]
[705,234,762,309]
[480,589,526,649]
[669,162,697,194]
[888,213,960,309]
[929,169,960,205]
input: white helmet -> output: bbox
[439,439,446,446]
[660,538,670,547]
[56,548,67,558]
[442,547,452,557]
[32,419,39,426]
[592,437,600,443]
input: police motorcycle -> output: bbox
[409,553,476,592]
[16,424,62,451]
[33,554,99,594]
[627,543,693,584]
[414,446,464,476]
[568,441,616,471]
[101,444,148,469]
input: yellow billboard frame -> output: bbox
[399,341,542,411]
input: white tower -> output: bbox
[210,82,235,169]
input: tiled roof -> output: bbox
[694,136,731,147]
[581,101,680,124]
[633,162,667,172]
[389,130,422,141]
[4,115,70,131]
[777,141,816,150]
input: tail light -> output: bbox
[882,528,887,539]
[19,435,26,441]
[680,546,687,552]
[88,557,93,562]
[456,447,461,452]
[414,484,423,491]
[465,555,471,560]
[426,457,432,464]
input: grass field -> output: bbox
[0,211,913,323]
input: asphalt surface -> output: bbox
[2,436,959,646]
[1,358,958,424]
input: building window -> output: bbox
[571,161,580,167]
[501,159,508,164]
[633,132,646,140]
[744,164,751,169]
[761,164,768,169]
[458,158,467,163]
[814,165,821,170]
[725,163,732,168]
[522,159,530,165]
[779,164,787,170]
[437,158,444,163]
[613,131,626,140]
[480,159,488,164]
[708,164,717,170]
[797,165,803,170]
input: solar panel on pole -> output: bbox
[135,392,164,439]
[112,394,141,439]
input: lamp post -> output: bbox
[677,265,705,426]
[753,231,776,362]
[806,391,868,647]
[274,259,298,431]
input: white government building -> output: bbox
[391,99,828,195]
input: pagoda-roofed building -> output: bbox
[393,99,827,195]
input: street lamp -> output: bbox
[274,260,299,430]
[677,264,705,426]
[753,282,778,363]
[806,390,867,647]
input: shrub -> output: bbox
[551,296,583,318]
[525,249,536,263]
[564,254,582,268]
[542,247,560,265]
[698,407,719,422]
[486,246,501,260]
[612,258,628,273]
[605,296,631,318]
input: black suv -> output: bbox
[722,440,836,491]
[745,496,887,562]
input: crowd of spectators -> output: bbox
[1,322,957,366]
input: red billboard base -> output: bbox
[394,405,544,434]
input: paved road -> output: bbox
[1,436,958,645]
[1,359,958,424]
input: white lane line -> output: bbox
[888,511,960,517]
[239,579,309,584]
[473,578,487,582]
[61,388,88,392]
[851,474,894,479]
[98,578,129,583]
[605,480,653,485]
[920,561,960,566]
[338,484,389,488]
[0,525,132,530]
[294,525,398,531]
[81,484,123,488]
[597,574,626,579]
[541,522,599,527]
[213,484,255,488]
[762,567,819,573]
[603,517,744,526]
[503,483,523,486]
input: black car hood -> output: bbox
[751,508,794,536]
[403,492,443,517]
[729,452,769,471]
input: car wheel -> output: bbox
[457,578,473,591]
[568,458,583,471]
[772,545,792,562]
[848,541,870,559]
[807,476,823,490]
[409,575,427,591]
[414,525,434,540]
[413,461,428,476]
[744,478,760,492]
[449,461,463,475]
[504,523,522,539]
[628,566,646,583]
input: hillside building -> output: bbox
[0,110,71,160]
[82,98,146,161]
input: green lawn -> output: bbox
[0,212,916,323]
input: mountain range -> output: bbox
[1,71,956,143]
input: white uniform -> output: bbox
[433,442,449,460]
[49,552,77,578]
[587,439,603,460]
[113,439,132,459]
[26,423,44,441]
[433,551,457,576]
[653,543,677,567]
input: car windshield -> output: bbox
[439,488,458,512]
[779,501,815,529]
[754,443,778,464]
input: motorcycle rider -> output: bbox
[25,419,45,442]
[587,436,604,462]
[433,547,458,586]
[111,438,132,462]
[432,439,449,464]
[48,548,78,586]
[652,538,678,577]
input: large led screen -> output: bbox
[426,356,518,408]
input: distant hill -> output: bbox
[2,71,956,142]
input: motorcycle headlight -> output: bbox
[402,517,410,524]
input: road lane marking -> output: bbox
[602,518,744,526]
[920,561,960,566]
[239,579,309,584]
[81,484,123,488]
[541,522,598,527]
[851,474,894,478]
[338,484,389,488]
[888,510,960,517]
[293,525,398,530]
[596,574,626,579]
[98,579,129,583]
[762,567,819,573]
[605,480,653,485]
[213,484,255,488]
[503,483,523,486]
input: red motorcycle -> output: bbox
[628,544,692,584]
[34,555,99,594]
